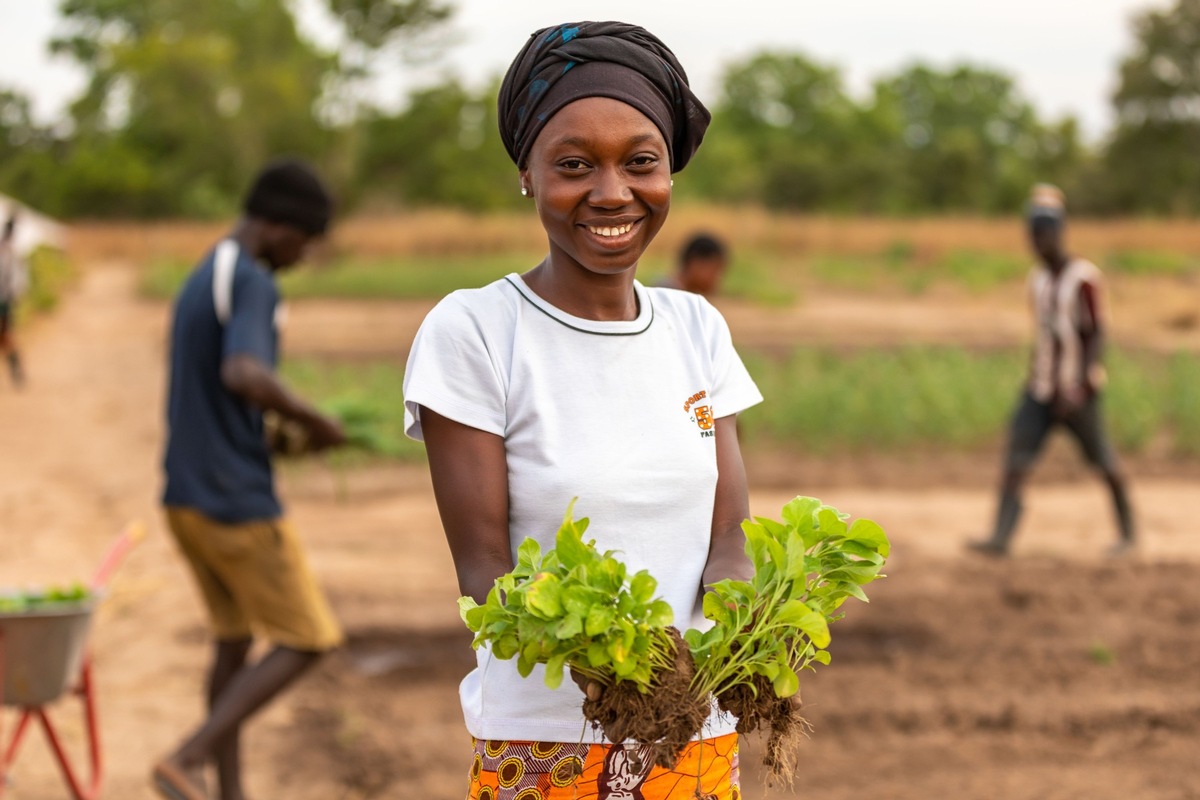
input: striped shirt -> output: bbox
[1027,258,1105,403]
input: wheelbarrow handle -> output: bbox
[90,521,147,591]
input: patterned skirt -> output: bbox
[466,734,741,800]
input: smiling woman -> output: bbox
[402,21,761,800]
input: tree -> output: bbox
[1102,0,1200,214]
[355,77,519,211]
[871,64,1081,213]
[693,51,901,211]
[24,0,451,217]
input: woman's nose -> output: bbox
[588,167,633,207]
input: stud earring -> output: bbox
[520,187,528,197]
[670,179,674,187]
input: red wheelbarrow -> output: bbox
[0,522,144,800]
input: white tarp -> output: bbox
[0,193,66,257]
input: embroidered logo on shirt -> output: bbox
[683,390,715,437]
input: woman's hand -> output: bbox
[571,669,604,702]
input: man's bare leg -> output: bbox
[158,646,323,797]
[210,639,253,800]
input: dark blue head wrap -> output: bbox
[498,21,711,173]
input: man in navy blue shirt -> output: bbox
[155,160,346,800]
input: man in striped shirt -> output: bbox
[971,185,1136,556]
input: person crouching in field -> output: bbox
[155,159,347,800]
[658,232,729,298]
[0,214,28,388]
[970,184,1136,557]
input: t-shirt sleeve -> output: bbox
[223,268,277,364]
[703,301,763,419]
[403,294,507,441]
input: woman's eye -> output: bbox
[629,155,659,169]
[559,158,589,171]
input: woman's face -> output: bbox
[521,97,671,277]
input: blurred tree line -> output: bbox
[1,0,1198,218]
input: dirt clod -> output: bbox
[581,627,710,769]
[717,673,811,783]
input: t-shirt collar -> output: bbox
[504,273,654,336]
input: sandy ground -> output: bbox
[1,262,1199,799]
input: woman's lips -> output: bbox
[580,218,641,248]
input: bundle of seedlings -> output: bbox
[687,496,890,781]
[458,503,708,769]
[459,497,890,777]
[266,397,403,459]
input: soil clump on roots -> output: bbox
[581,628,710,769]
[717,673,810,783]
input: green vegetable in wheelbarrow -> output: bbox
[0,583,92,614]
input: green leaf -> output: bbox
[812,650,832,666]
[493,635,519,659]
[458,596,480,624]
[544,654,566,689]
[562,586,592,617]
[646,599,674,628]
[517,653,536,678]
[742,521,772,567]
[630,572,657,604]
[608,638,630,666]
[823,564,885,584]
[702,591,734,627]
[848,518,891,557]
[585,605,616,637]
[772,664,800,698]
[587,640,610,668]
[555,614,583,640]
[833,540,882,560]
[756,516,788,539]
[775,600,831,648]
[555,526,593,570]
[816,507,848,539]
[785,529,808,579]
[523,573,564,619]
[516,537,542,570]
[781,496,822,530]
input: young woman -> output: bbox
[403,22,761,800]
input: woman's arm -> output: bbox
[420,405,514,603]
[703,415,753,588]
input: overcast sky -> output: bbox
[0,0,1171,141]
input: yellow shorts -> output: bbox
[165,506,343,652]
[467,734,740,799]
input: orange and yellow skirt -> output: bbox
[467,734,740,800]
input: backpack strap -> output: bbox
[212,239,239,325]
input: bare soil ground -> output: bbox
[1,262,1199,799]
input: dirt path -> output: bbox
[2,263,1199,799]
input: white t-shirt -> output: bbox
[403,273,763,743]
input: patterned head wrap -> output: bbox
[497,21,711,173]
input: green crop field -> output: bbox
[281,347,1200,463]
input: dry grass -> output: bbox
[64,207,1200,266]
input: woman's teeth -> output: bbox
[588,223,633,237]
